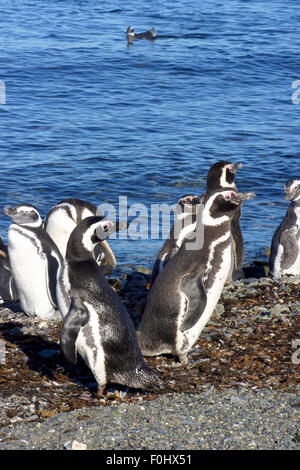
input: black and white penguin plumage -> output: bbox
[57,216,163,394]
[269,178,300,278]
[3,204,63,320]
[127,26,156,43]
[149,194,202,289]
[206,160,245,279]
[0,235,18,303]
[44,198,117,268]
[137,189,255,364]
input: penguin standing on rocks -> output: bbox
[58,216,163,395]
[3,204,63,320]
[137,189,255,364]
[44,198,117,268]
[269,178,300,278]
[149,194,201,288]
[205,161,245,279]
[0,235,18,303]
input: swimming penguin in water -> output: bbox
[0,235,18,303]
[127,26,156,44]
[44,198,117,268]
[269,178,300,278]
[206,160,245,280]
[3,204,63,320]
[58,216,163,394]
[137,188,255,364]
[149,194,202,289]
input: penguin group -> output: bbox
[0,161,299,395]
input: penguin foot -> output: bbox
[77,393,94,401]
[96,385,107,397]
[178,354,188,364]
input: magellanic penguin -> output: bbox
[149,194,202,289]
[206,160,245,280]
[269,178,300,278]
[0,235,18,303]
[57,216,163,395]
[137,188,255,364]
[44,198,117,268]
[127,26,156,44]
[3,204,63,320]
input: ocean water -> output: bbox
[1,0,300,269]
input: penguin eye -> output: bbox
[224,192,232,201]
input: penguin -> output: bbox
[137,188,255,364]
[269,178,300,278]
[57,216,163,395]
[127,26,156,43]
[0,235,18,303]
[44,198,117,268]
[206,161,245,280]
[149,161,244,288]
[3,204,63,320]
[149,194,202,289]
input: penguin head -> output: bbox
[206,161,243,191]
[66,216,115,261]
[149,28,157,38]
[284,178,300,202]
[127,26,134,36]
[3,204,42,228]
[204,189,255,223]
[176,194,202,216]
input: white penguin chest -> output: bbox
[275,213,300,276]
[178,233,232,352]
[45,210,76,258]
[8,227,56,318]
[76,303,106,386]
[56,259,71,318]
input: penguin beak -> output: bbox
[3,206,14,218]
[284,188,298,201]
[98,240,117,268]
[180,195,202,206]
[234,191,256,204]
[187,195,202,205]
[232,162,243,173]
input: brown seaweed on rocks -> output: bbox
[0,269,299,427]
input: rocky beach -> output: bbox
[0,266,299,450]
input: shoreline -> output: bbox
[0,269,299,449]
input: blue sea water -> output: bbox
[1,0,300,269]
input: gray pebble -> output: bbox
[0,389,299,450]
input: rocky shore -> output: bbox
[0,268,299,450]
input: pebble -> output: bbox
[214,304,225,315]
[270,304,289,317]
[0,389,299,450]
[64,440,87,450]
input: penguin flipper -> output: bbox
[179,272,207,332]
[149,250,174,288]
[231,209,244,269]
[280,228,299,270]
[0,266,17,301]
[148,258,161,288]
[60,297,90,365]
[46,250,61,308]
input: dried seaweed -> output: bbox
[0,273,299,427]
